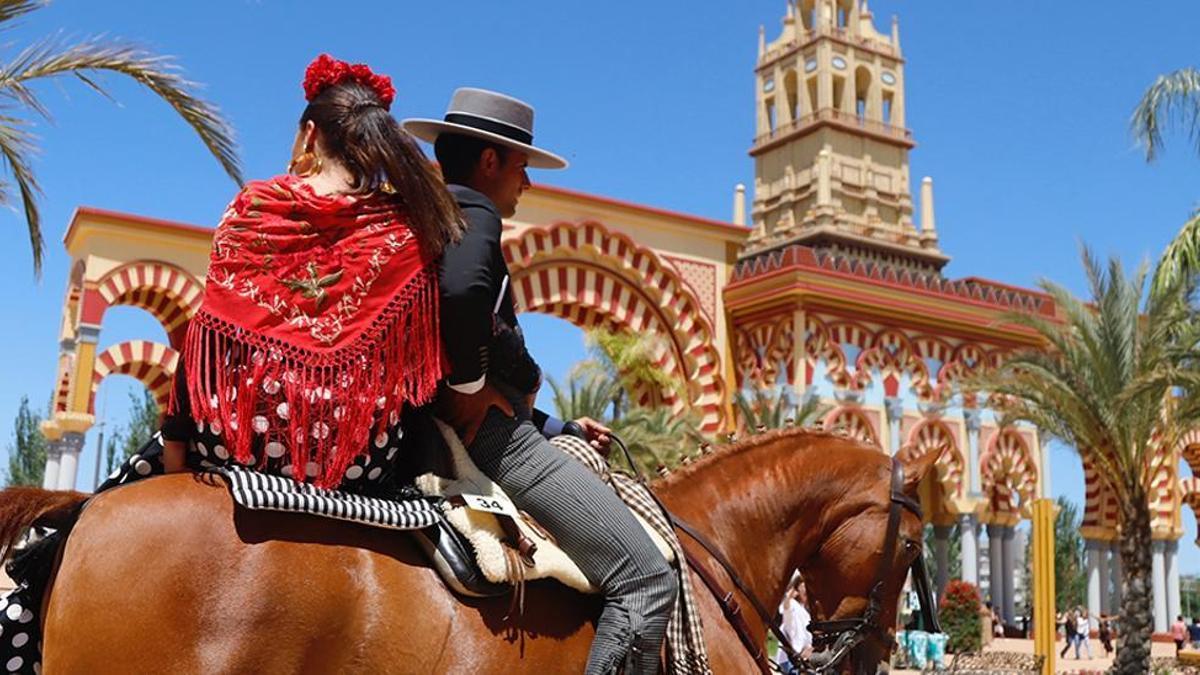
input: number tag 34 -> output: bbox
[459,493,510,515]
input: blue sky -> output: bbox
[2,1,1200,569]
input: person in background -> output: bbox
[1098,614,1114,657]
[776,575,812,675]
[981,601,995,646]
[1172,614,1189,656]
[1074,608,1093,660]
[1060,609,1076,659]
[1189,616,1200,650]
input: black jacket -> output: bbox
[439,184,540,395]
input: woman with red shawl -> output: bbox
[157,53,463,489]
[0,55,463,674]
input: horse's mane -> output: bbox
[654,426,868,487]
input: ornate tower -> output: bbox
[744,0,947,273]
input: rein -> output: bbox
[615,431,938,675]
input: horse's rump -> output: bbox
[42,473,603,674]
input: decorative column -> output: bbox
[1109,541,1123,610]
[960,513,979,587]
[884,397,904,456]
[55,431,85,492]
[1167,539,1182,624]
[987,524,1004,610]
[1098,543,1111,616]
[963,408,983,496]
[39,420,62,490]
[1001,525,1017,623]
[1085,540,1102,630]
[1152,540,1168,632]
[933,524,951,597]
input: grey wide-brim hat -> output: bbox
[402,87,568,170]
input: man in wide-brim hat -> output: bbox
[404,89,678,675]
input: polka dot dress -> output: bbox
[0,588,39,674]
[0,420,407,674]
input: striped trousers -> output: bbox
[470,409,677,674]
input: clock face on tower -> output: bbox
[882,72,897,85]
[832,56,847,70]
[805,59,818,73]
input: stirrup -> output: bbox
[413,517,509,598]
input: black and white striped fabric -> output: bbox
[214,465,443,530]
[549,435,712,675]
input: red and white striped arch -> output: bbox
[1080,453,1120,533]
[90,340,178,414]
[95,261,203,347]
[825,405,880,449]
[898,419,965,500]
[502,220,726,432]
[980,428,1038,518]
[734,317,794,390]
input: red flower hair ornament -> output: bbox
[303,53,395,109]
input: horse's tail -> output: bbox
[0,487,88,562]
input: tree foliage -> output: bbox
[104,388,159,475]
[549,329,705,470]
[1053,497,1087,611]
[970,248,1196,674]
[4,395,46,487]
[732,387,827,432]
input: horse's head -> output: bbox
[800,446,940,674]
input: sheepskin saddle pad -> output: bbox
[415,419,674,594]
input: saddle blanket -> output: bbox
[213,466,444,531]
[415,419,674,594]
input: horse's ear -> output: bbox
[901,449,942,496]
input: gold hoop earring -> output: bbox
[287,151,323,177]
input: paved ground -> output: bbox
[892,636,1181,673]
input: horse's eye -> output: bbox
[903,539,919,553]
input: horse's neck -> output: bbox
[655,433,840,617]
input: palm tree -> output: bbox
[1131,67,1200,295]
[971,248,1193,675]
[546,370,618,422]
[0,0,242,275]
[732,386,827,432]
[582,328,683,420]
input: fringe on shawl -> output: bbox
[170,267,444,489]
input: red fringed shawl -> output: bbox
[173,175,445,488]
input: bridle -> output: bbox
[800,457,940,672]
[616,435,940,675]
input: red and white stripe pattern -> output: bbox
[1080,453,1120,532]
[90,340,179,413]
[899,419,965,500]
[825,405,881,449]
[980,429,1037,518]
[733,317,793,390]
[96,261,203,344]
[503,220,727,432]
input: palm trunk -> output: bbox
[1113,486,1154,675]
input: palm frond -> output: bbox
[1131,67,1200,161]
[0,37,242,273]
[0,38,242,181]
[1152,209,1200,297]
[0,1,42,27]
[0,112,41,272]
[973,247,1185,508]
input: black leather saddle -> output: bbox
[412,515,509,597]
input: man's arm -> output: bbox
[439,204,501,393]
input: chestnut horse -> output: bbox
[1,428,938,673]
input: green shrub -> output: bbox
[939,579,983,653]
